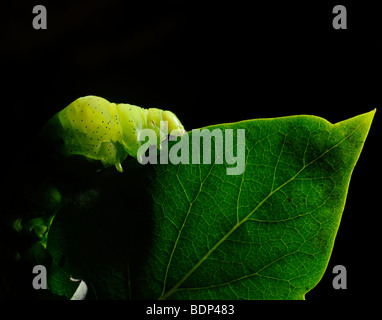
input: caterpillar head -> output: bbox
[162,110,186,137]
[146,108,186,143]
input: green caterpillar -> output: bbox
[41,95,185,172]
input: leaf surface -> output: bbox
[138,110,375,300]
[46,110,375,300]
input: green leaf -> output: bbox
[137,110,375,300]
[45,110,374,300]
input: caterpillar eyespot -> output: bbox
[42,95,186,172]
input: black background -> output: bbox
[1,0,380,304]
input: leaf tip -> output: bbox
[363,108,376,130]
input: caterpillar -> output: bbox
[41,95,185,172]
